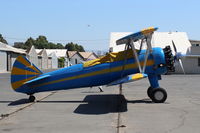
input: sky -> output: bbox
[0,0,200,51]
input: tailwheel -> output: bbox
[151,88,167,103]
[29,95,36,102]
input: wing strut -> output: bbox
[129,40,142,72]
[126,33,153,73]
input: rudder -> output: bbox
[11,56,42,93]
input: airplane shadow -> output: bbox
[127,98,153,104]
[0,99,31,106]
[8,99,30,106]
[74,94,128,115]
[0,95,154,114]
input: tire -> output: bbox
[29,95,35,102]
[147,87,154,99]
[151,88,167,103]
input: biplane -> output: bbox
[11,27,176,103]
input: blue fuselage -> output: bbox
[17,47,167,94]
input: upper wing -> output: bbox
[107,73,147,86]
[116,27,158,45]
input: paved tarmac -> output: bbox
[0,72,200,133]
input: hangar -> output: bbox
[67,51,83,66]
[46,51,58,69]
[66,51,98,66]
[27,45,38,67]
[0,42,26,72]
[109,31,200,74]
[36,49,48,69]
[45,49,68,67]
[79,52,98,61]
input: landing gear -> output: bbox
[147,87,153,99]
[147,87,167,103]
[29,95,36,102]
[147,74,167,103]
[98,86,103,92]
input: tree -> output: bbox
[49,42,57,49]
[14,42,25,49]
[65,42,85,52]
[13,35,66,50]
[24,37,35,49]
[0,34,8,44]
[35,36,49,49]
[56,43,65,49]
[76,44,85,52]
[65,42,75,51]
[14,37,35,49]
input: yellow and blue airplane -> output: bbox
[10,27,175,103]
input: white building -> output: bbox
[79,52,98,61]
[27,45,38,67]
[36,49,48,69]
[66,51,98,66]
[0,42,26,72]
[179,40,200,74]
[110,32,190,54]
[109,31,200,74]
[47,52,58,69]
[67,51,83,66]
[45,49,68,67]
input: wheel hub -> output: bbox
[154,91,164,101]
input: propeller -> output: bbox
[172,40,185,74]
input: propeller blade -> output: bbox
[172,40,177,53]
[170,40,186,74]
[178,59,185,74]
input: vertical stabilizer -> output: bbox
[11,56,42,92]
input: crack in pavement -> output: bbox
[189,99,200,106]
[117,85,126,133]
[0,91,57,121]
[165,107,188,133]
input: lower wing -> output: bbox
[107,73,147,86]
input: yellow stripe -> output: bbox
[16,56,41,73]
[16,56,31,67]
[141,27,155,35]
[11,67,40,75]
[32,60,154,88]
[11,76,37,90]
[27,65,41,74]
[132,73,144,80]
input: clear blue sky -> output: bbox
[0,0,199,51]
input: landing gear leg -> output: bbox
[119,84,122,94]
[29,95,36,102]
[98,86,103,92]
[147,74,167,103]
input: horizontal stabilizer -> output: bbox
[25,74,50,85]
[108,73,147,86]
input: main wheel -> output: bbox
[151,88,167,103]
[147,87,154,98]
[29,95,35,102]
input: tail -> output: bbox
[11,56,42,93]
